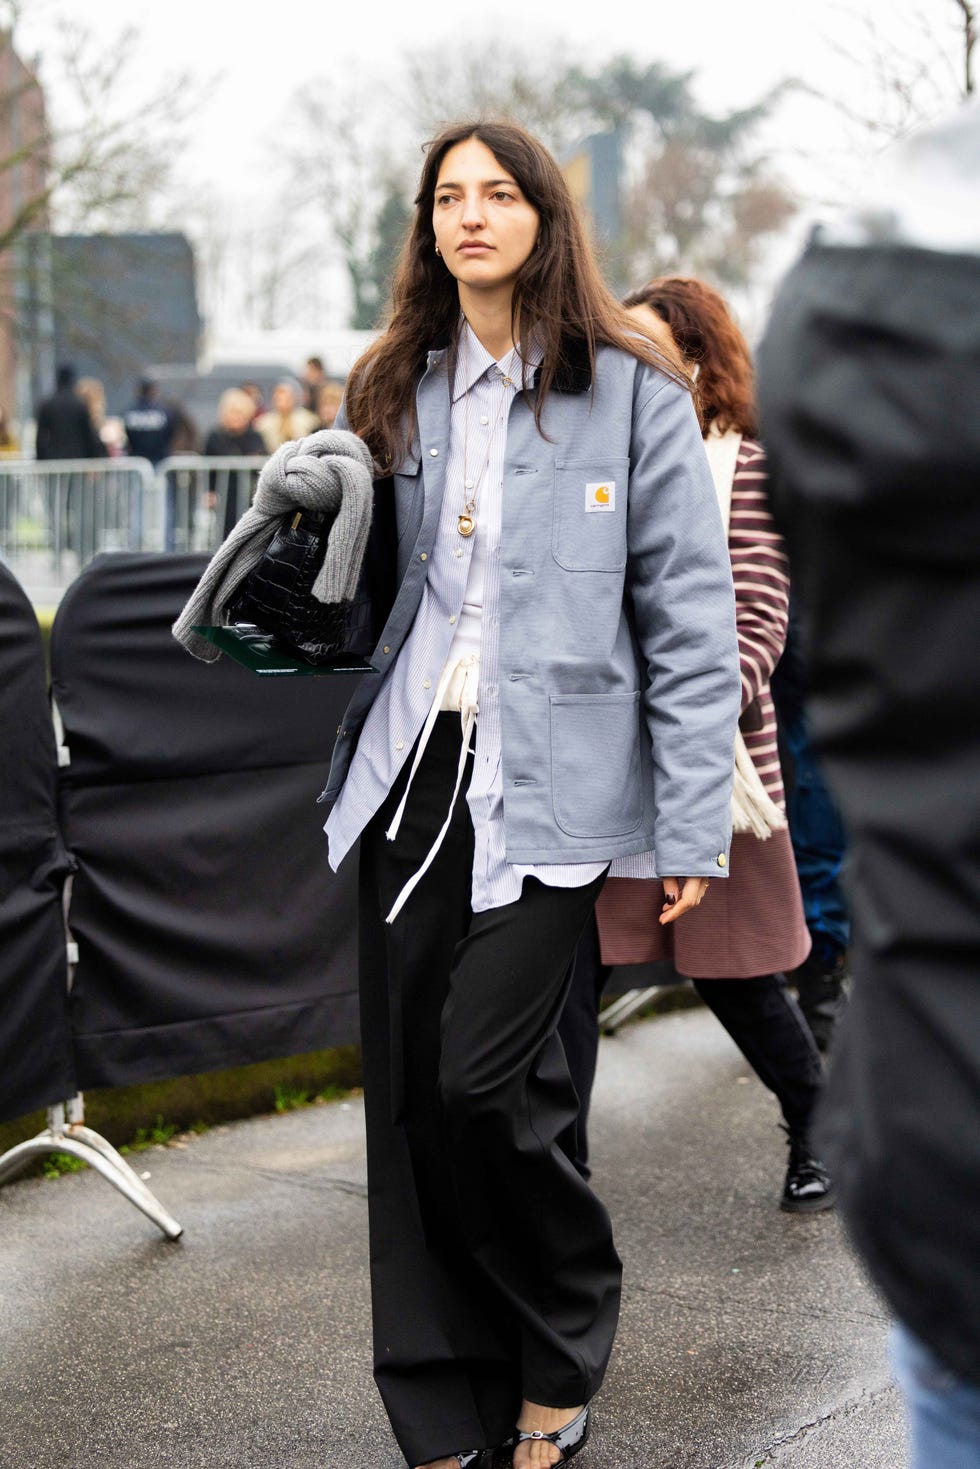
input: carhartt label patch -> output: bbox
[585,481,616,512]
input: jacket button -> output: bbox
[717,853,727,867]
[429,448,439,457]
[383,645,391,654]
[420,552,427,561]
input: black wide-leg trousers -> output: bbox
[358,715,621,1466]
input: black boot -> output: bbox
[792,949,849,1054]
[780,1125,835,1213]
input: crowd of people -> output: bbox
[20,356,345,468]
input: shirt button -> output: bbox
[480,415,489,425]
[449,615,457,625]
[454,548,463,558]
[429,448,439,457]
[420,552,427,561]
[423,679,431,690]
[717,853,727,868]
[395,741,405,751]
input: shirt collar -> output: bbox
[450,319,545,404]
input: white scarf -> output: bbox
[703,426,787,841]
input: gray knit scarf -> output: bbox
[173,428,374,663]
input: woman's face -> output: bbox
[432,137,540,298]
[272,384,295,415]
[222,402,251,434]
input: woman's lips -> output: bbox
[458,242,492,253]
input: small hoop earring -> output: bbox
[435,244,441,257]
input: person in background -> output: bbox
[167,399,200,455]
[77,377,107,444]
[0,405,19,549]
[758,100,980,1469]
[123,378,176,466]
[301,355,329,413]
[0,404,19,455]
[203,388,266,537]
[239,381,265,422]
[255,378,318,453]
[580,277,831,1216]
[771,604,850,1052]
[35,364,106,557]
[314,379,345,429]
[35,364,105,461]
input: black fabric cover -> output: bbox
[51,554,362,1087]
[759,244,980,1389]
[0,564,75,1121]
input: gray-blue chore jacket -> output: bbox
[320,336,740,879]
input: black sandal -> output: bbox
[411,1451,492,1468]
[514,1404,591,1463]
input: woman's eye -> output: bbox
[436,193,456,206]
[492,191,513,202]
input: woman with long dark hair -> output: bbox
[323,124,741,1469]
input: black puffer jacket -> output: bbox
[758,105,980,1391]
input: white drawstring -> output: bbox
[384,655,480,924]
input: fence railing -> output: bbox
[0,455,268,597]
[156,455,267,553]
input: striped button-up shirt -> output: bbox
[326,323,656,910]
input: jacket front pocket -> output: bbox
[552,457,630,572]
[392,455,422,543]
[550,691,642,838]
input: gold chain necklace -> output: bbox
[459,332,517,538]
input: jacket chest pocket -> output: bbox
[552,457,630,572]
[393,453,422,543]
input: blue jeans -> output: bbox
[771,603,849,963]
[891,1323,980,1469]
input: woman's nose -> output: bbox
[460,192,486,229]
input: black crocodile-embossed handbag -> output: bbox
[228,508,374,665]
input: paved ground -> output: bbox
[0,1009,906,1469]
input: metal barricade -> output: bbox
[157,455,267,553]
[0,456,268,601]
[0,458,159,599]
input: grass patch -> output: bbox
[0,1044,364,1181]
[119,1114,183,1152]
[40,1152,87,1179]
[273,1085,312,1114]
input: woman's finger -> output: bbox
[659,876,710,924]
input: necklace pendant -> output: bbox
[457,514,476,538]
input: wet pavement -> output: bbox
[0,1008,906,1469]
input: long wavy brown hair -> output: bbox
[345,120,687,468]
[622,277,758,439]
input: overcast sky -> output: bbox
[18,0,868,190]
[11,0,969,336]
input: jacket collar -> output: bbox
[426,329,592,395]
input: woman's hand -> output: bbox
[659,876,710,925]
